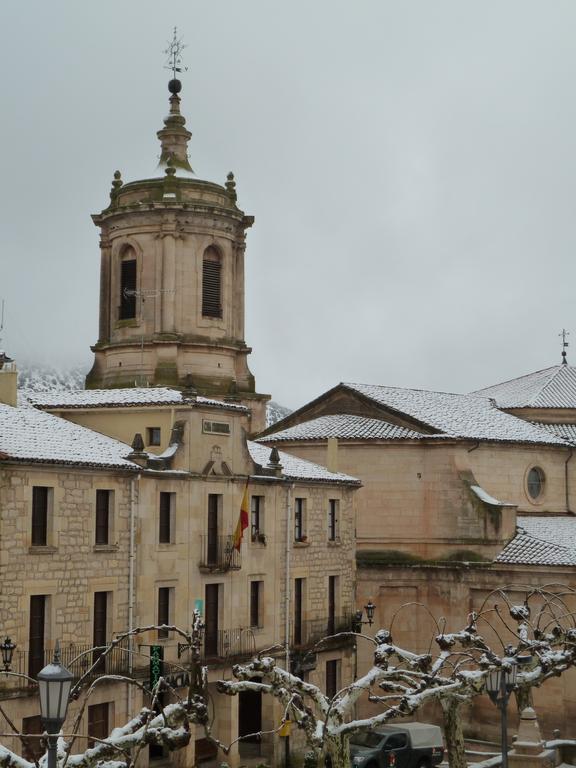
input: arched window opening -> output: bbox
[119,248,137,320]
[202,246,222,318]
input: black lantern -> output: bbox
[0,637,15,672]
[37,643,73,738]
[365,599,376,626]
[352,598,376,632]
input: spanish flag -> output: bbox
[233,482,249,551]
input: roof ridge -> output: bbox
[344,381,476,399]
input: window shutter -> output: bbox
[159,493,171,544]
[28,595,46,678]
[31,487,48,546]
[95,490,110,545]
[158,587,170,638]
[202,259,222,317]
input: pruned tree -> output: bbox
[218,585,576,768]
[0,611,210,768]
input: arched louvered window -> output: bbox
[119,247,137,320]
[202,246,222,318]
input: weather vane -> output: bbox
[559,328,570,365]
[164,27,187,81]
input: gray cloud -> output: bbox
[1,0,575,409]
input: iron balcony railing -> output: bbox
[199,534,241,571]
[201,626,256,661]
[12,640,130,684]
[292,613,353,649]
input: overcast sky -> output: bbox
[1,1,576,408]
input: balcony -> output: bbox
[292,613,354,649]
[10,640,130,685]
[199,534,241,572]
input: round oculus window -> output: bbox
[527,467,545,500]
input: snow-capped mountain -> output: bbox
[266,400,292,427]
[18,364,88,393]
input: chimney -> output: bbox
[0,352,17,407]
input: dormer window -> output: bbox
[202,246,222,318]
[119,249,137,320]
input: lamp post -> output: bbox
[485,656,531,768]
[352,599,375,633]
[37,643,73,768]
[0,637,15,672]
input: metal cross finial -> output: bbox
[559,328,570,365]
[164,27,187,80]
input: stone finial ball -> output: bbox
[168,78,182,95]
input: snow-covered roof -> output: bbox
[26,387,248,412]
[0,403,138,470]
[259,414,423,442]
[473,365,576,409]
[247,441,360,486]
[343,383,567,445]
[537,423,576,443]
[495,516,576,566]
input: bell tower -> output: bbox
[86,64,269,429]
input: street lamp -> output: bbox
[37,642,73,768]
[485,655,531,768]
[352,599,376,632]
[0,637,15,672]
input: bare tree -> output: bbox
[0,612,210,768]
[218,586,576,768]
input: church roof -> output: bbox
[538,423,576,442]
[495,516,576,567]
[259,414,423,442]
[247,441,360,485]
[0,403,138,470]
[342,383,567,445]
[472,365,576,409]
[25,387,248,412]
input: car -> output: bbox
[349,722,445,768]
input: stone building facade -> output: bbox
[260,369,576,738]
[0,359,360,767]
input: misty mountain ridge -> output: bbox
[16,363,291,426]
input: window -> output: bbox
[158,587,172,639]
[31,486,50,546]
[88,702,110,748]
[328,576,338,635]
[159,492,175,544]
[119,257,137,320]
[202,420,230,435]
[147,427,161,446]
[202,247,222,318]
[384,734,408,751]
[328,499,339,541]
[326,659,340,699]
[251,496,265,541]
[207,494,220,567]
[93,591,108,672]
[95,490,112,545]
[250,581,263,628]
[294,498,306,542]
[294,578,304,645]
[22,716,43,762]
[527,466,545,500]
[28,595,46,678]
